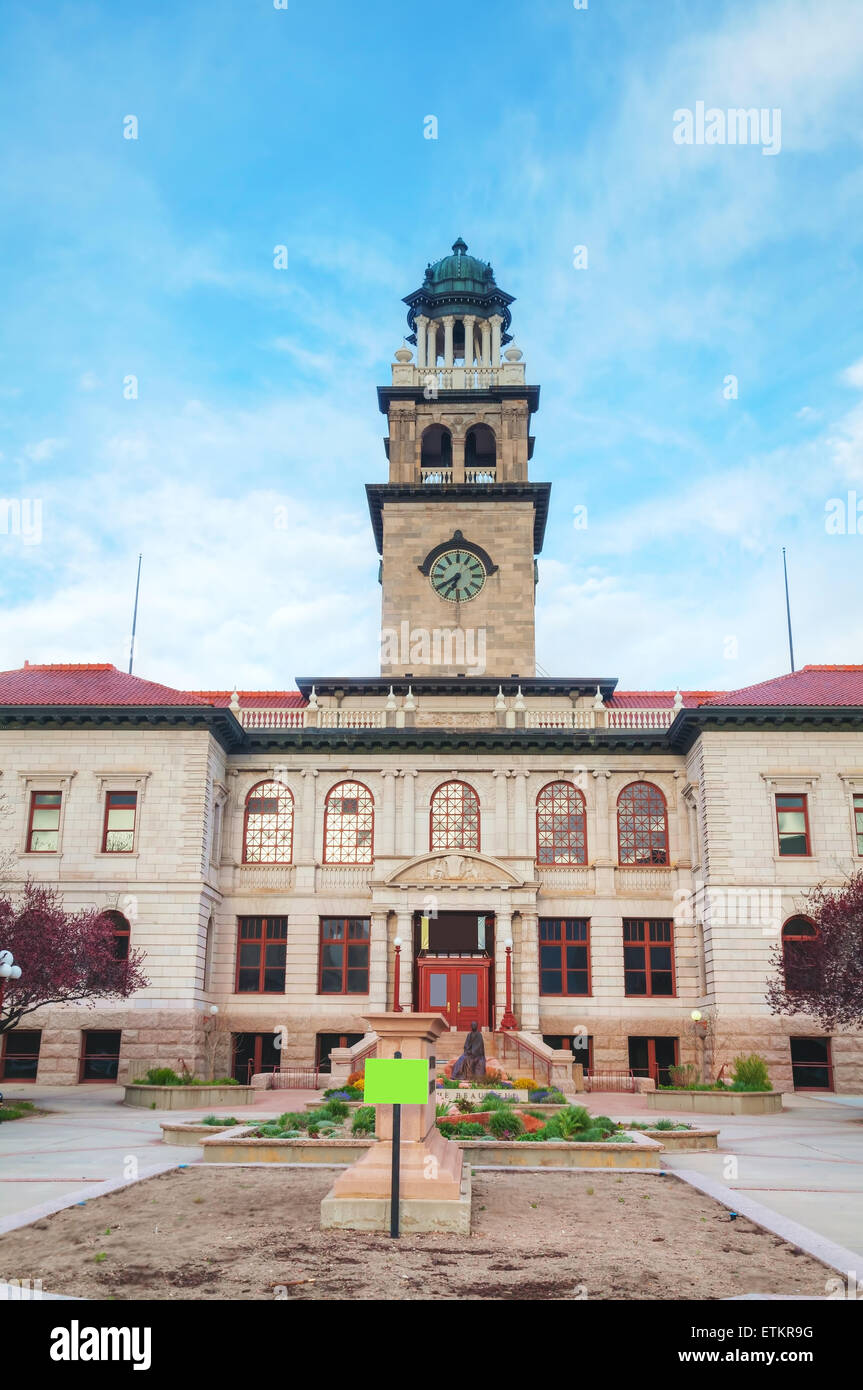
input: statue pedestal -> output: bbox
[320,1013,471,1235]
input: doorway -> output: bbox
[231,1032,281,1083]
[418,959,490,1028]
[628,1035,679,1087]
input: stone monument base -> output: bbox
[321,1161,471,1235]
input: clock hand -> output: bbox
[444,572,462,595]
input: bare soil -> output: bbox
[0,1166,833,1301]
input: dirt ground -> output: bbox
[0,1166,833,1300]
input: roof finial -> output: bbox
[452,236,467,255]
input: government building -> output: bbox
[1,241,861,1094]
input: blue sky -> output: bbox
[1,0,862,692]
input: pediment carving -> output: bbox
[385,850,522,887]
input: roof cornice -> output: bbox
[365,481,551,555]
[0,705,247,752]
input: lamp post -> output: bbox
[689,1009,709,1084]
[0,950,22,1016]
[392,938,404,1012]
[500,938,517,1030]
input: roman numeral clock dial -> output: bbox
[429,548,486,603]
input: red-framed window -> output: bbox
[26,791,61,852]
[782,916,819,993]
[102,791,137,853]
[536,781,587,864]
[234,916,288,993]
[539,918,591,995]
[854,795,863,855]
[323,781,374,864]
[243,780,293,863]
[0,1030,41,1081]
[430,780,480,851]
[623,918,675,996]
[102,910,131,961]
[318,917,371,994]
[543,1033,593,1072]
[617,782,668,865]
[775,793,810,856]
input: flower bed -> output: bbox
[646,1090,782,1115]
[124,1084,255,1111]
[200,1126,376,1165]
[160,1118,246,1146]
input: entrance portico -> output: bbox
[375,850,540,1030]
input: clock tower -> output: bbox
[369,239,549,679]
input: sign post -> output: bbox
[363,1052,430,1239]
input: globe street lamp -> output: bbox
[392,937,404,1012]
[0,950,22,1015]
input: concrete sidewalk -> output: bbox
[0,1081,317,1220]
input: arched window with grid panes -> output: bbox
[243,781,294,864]
[536,780,587,864]
[430,780,480,851]
[617,781,669,865]
[323,781,375,864]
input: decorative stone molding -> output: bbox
[383,849,524,888]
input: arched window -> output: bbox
[324,781,374,864]
[103,910,131,962]
[243,781,293,864]
[782,916,819,993]
[536,781,587,864]
[465,424,496,481]
[430,780,480,851]
[420,424,453,481]
[617,781,669,865]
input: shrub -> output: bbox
[478,1091,508,1109]
[607,1131,632,1143]
[437,1121,458,1140]
[730,1053,771,1091]
[256,1124,283,1138]
[346,1072,364,1088]
[277,1111,309,1130]
[651,1117,694,1131]
[211,1077,238,1086]
[199,1114,240,1127]
[528,1088,566,1104]
[140,1067,183,1087]
[450,1121,487,1139]
[592,1115,617,1133]
[488,1108,524,1140]
[321,1098,349,1120]
[573,1127,607,1142]
[513,1077,538,1091]
[516,1129,548,1142]
[324,1085,362,1100]
[351,1106,375,1136]
[454,1097,476,1113]
[668,1063,699,1089]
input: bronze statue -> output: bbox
[451,1020,485,1080]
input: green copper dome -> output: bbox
[423,237,496,294]
[404,238,515,338]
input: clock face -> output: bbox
[429,547,486,602]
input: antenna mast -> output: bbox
[782,547,795,673]
[128,553,143,675]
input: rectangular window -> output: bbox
[1,1030,41,1081]
[775,793,810,856]
[854,795,863,856]
[318,917,370,995]
[538,918,590,996]
[27,791,61,852]
[102,791,138,853]
[234,916,288,993]
[623,919,675,997]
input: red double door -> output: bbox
[418,959,490,1029]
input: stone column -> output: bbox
[299,767,319,861]
[452,430,466,484]
[380,771,396,857]
[462,315,476,367]
[490,314,503,365]
[591,769,615,895]
[415,316,428,372]
[480,319,491,367]
[494,907,512,1030]
[369,910,389,1011]
[396,909,413,1010]
[442,315,455,368]
[399,769,417,857]
[513,770,529,859]
[493,769,509,857]
[518,911,540,1030]
[426,319,437,367]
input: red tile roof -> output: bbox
[609,691,723,709]
[191,690,306,708]
[703,666,863,707]
[0,664,212,707]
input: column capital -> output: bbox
[441,313,455,325]
[301,767,319,779]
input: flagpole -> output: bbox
[128,553,143,675]
[782,547,795,673]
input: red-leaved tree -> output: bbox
[0,881,148,1035]
[766,872,863,1029]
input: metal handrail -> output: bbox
[493,1031,552,1085]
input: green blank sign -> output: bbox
[364,1058,429,1105]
